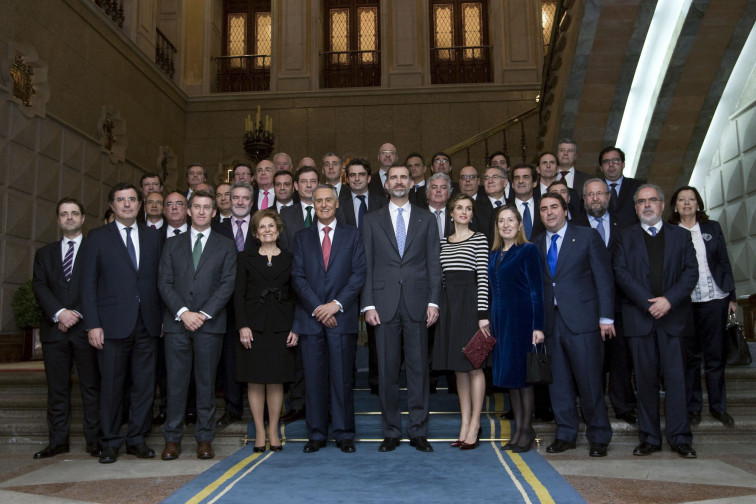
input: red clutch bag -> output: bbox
[462,329,495,369]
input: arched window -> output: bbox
[429,0,491,84]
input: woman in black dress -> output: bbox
[234,209,298,452]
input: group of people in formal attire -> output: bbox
[30,139,738,464]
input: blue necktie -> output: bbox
[357,195,367,228]
[522,202,532,239]
[494,200,502,208]
[125,227,138,270]
[649,226,657,237]
[547,233,559,277]
[595,216,607,246]
[396,208,406,258]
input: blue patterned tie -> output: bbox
[357,195,367,228]
[649,226,657,237]
[595,216,607,246]
[547,233,559,277]
[125,227,138,270]
[235,220,245,252]
[522,202,532,239]
[396,208,406,258]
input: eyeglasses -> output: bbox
[584,191,608,199]
[601,158,622,166]
[380,150,396,156]
[165,201,185,208]
[433,158,449,164]
[459,174,478,180]
[635,197,661,205]
[483,175,506,182]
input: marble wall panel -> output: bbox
[34,199,58,243]
[36,156,60,203]
[706,169,723,209]
[5,192,34,240]
[719,121,740,163]
[39,120,62,162]
[2,241,33,285]
[737,106,756,153]
[723,160,743,202]
[8,142,36,194]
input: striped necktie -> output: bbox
[63,241,75,282]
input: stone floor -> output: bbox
[1,435,755,503]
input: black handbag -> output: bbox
[726,313,752,367]
[526,344,552,385]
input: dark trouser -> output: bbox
[604,311,637,415]
[546,310,612,445]
[219,325,244,417]
[300,330,357,442]
[156,337,196,415]
[98,311,156,449]
[42,333,100,446]
[628,327,692,447]
[163,331,223,443]
[375,296,429,439]
[686,298,728,414]
[286,344,306,413]
[367,322,379,391]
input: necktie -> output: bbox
[595,216,607,246]
[305,206,313,228]
[560,170,569,181]
[648,226,657,237]
[125,227,138,270]
[494,200,502,208]
[235,220,245,252]
[434,210,444,238]
[63,240,75,282]
[610,183,618,213]
[261,190,270,210]
[173,229,181,236]
[193,233,203,270]
[522,202,532,239]
[150,224,156,229]
[322,226,332,270]
[356,195,367,228]
[547,233,559,277]
[396,208,406,258]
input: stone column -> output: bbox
[274,0,313,91]
[388,0,424,88]
[493,0,542,85]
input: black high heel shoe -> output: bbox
[253,445,266,453]
[511,429,536,453]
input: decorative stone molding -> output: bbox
[98,106,128,163]
[2,41,50,118]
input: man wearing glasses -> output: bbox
[475,165,510,244]
[598,146,645,228]
[369,143,398,195]
[252,159,276,212]
[162,192,189,239]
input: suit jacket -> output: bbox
[696,220,736,301]
[280,202,345,250]
[534,223,614,335]
[158,230,237,334]
[32,238,86,343]
[613,223,698,337]
[572,169,593,193]
[607,177,645,229]
[340,190,388,228]
[409,184,428,207]
[536,184,584,222]
[291,224,366,334]
[252,187,277,213]
[360,204,442,322]
[80,221,163,339]
[514,195,545,240]
[368,171,387,197]
[571,211,621,255]
[474,193,509,245]
[215,216,257,252]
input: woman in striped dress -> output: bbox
[432,192,491,450]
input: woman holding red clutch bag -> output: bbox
[432,192,491,450]
[489,205,545,453]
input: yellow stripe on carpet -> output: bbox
[506,451,556,504]
[186,450,270,504]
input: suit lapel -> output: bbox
[536,234,551,280]
[195,231,215,273]
[378,207,400,257]
[554,225,576,277]
[309,226,326,271]
[632,225,650,269]
[403,205,424,252]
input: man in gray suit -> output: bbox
[158,190,237,461]
[361,163,442,453]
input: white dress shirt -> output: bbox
[53,234,84,322]
[115,220,140,267]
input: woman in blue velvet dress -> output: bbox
[489,205,545,453]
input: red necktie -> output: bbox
[261,190,270,210]
[322,226,332,270]
[560,170,569,180]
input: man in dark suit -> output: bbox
[406,153,428,207]
[614,184,698,458]
[535,192,614,457]
[232,163,253,186]
[291,185,366,453]
[162,192,189,239]
[214,182,255,429]
[511,163,544,240]
[427,173,453,239]
[32,197,100,459]
[368,142,397,196]
[212,183,233,225]
[279,166,320,252]
[158,190,237,461]
[573,179,638,426]
[81,182,163,464]
[322,152,349,199]
[538,152,583,219]
[556,139,592,191]
[361,163,442,453]
[598,146,645,229]
[252,159,276,212]
[475,165,510,244]
[273,170,296,212]
[545,180,580,221]
[185,164,207,200]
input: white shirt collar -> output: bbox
[641,220,663,234]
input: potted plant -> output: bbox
[10,279,43,360]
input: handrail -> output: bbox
[320,49,381,55]
[445,106,538,157]
[211,54,270,61]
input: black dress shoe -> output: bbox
[337,440,356,453]
[672,443,697,458]
[711,410,735,428]
[280,409,305,424]
[216,411,241,430]
[33,444,69,459]
[409,436,433,452]
[270,445,283,452]
[546,440,576,453]
[126,442,156,458]
[589,442,608,457]
[185,411,197,425]
[369,385,379,396]
[152,411,167,426]
[303,440,327,453]
[99,447,118,464]
[616,411,639,425]
[86,442,102,457]
[632,442,661,456]
[689,411,701,426]
[378,437,400,452]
